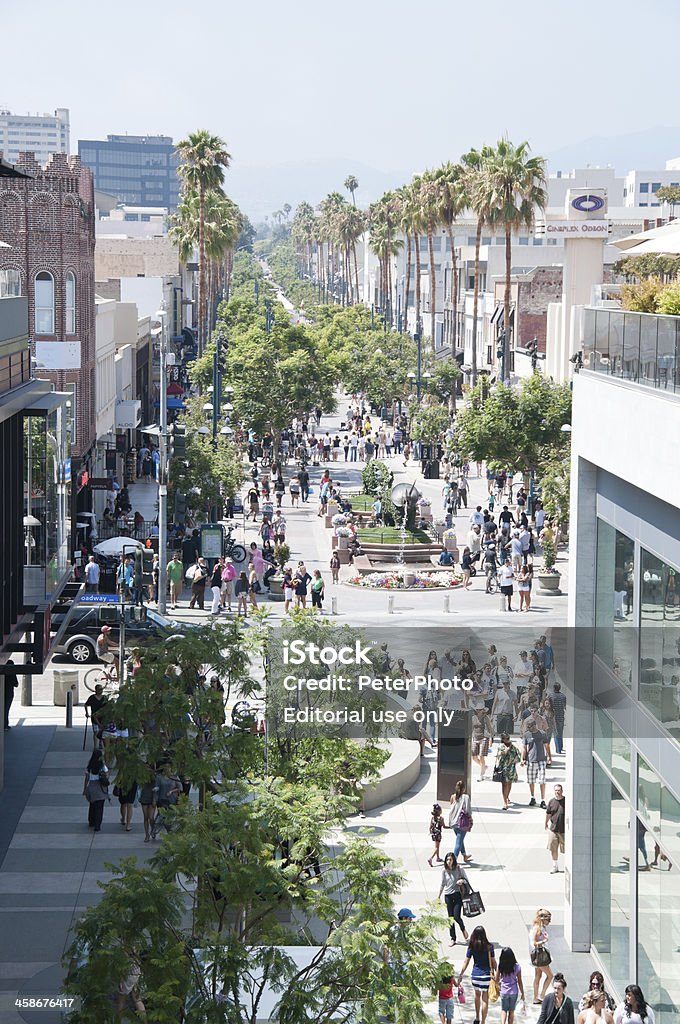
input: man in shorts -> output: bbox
[96,626,119,680]
[520,717,548,807]
[545,784,565,873]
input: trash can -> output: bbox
[53,670,79,707]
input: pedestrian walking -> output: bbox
[448,779,473,862]
[139,775,157,843]
[613,985,654,1024]
[545,784,566,872]
[248,567,259,610]
[549,682,567,754]
[188,558,208,609]
[578,973,615,1015]
[495,947,526,1024]
[462,547,473,589]
[209,562,223,616]
[529,908,553,1003]
[115,777,137,832]
[457,925,497,1024]
[578,989,614,1024]
[85,555,100,593]
[235,571,249,616]
[294,562,311,609]
[167,552,183,609]
[83,748,110,833]
[521,717,549,807]
[494,733,521,809]
[536,973,574,1024]
[330,550,340,583]
[500,560,515,610]
[282,567,294,613]
[3,661,18,730]
[428,803,445,867]
[310,569,325,610]
[471,707,493,780]
[437,851,469,945]
[437,971,456,1024]
[221,558,236,611]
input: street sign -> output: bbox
[79,593,120,604]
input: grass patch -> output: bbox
[346,494,374,511]
[358,527,433,545]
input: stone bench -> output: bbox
[360,542,443,564]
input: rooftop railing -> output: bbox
[582,306,680,394]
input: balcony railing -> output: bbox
[582,306,680,393]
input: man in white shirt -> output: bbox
[510,531,523,571]
[534,505,546,532]
[469,506,484,527]
[467,524,482,556]
[513,651,533,697]
[491,680,518,736]
[85,556,100,593]
[519,527,531,564]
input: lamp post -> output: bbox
[496,328,506,385]
[155,305,169,615]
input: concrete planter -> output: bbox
[337,548,351,564]
[404,572,416,588]
[537,572,561,593]
[267,575,285,600]
[338,535,349,550]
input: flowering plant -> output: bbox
[336,526,352,538]
[331,513,347,527]
[347,570,463,590]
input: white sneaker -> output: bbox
[551,865,559,874]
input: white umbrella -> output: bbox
[612,234,680,256]
[612,222,680,252]
[23,514,41,527]
[93,536,144,557]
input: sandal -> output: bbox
[126,826,132,831]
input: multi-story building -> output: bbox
[0,151,96,461]
[0,163,75,786]
[565,306,680,1020]
[0,108,70,166]
[78,135,181,210]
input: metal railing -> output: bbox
[582,306,680,393]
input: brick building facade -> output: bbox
[0,152,96,458]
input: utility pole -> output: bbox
[157,305,168,615]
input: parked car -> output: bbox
[53,603,191,664]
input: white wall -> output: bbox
[95,296,116,438]
[115,345,134,402]
[571,371,680,514]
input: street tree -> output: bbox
[452,374,572,478]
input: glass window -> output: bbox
[518,237,529,245]
[639,548,680,740]
[640,203,648,207]
[594,706,631,796]
[592,760,630,995]
[481,236,491,245]
[34,272,54,334]
[640,183,649,193]
[637,760,680,1022]
[652,183,661,193]
[595,520,635,686]
[65,271,76,335]
[533,238,543,245]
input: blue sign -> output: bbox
[64,458,71,483]
[571,194,605,213]
[79,593,120,604]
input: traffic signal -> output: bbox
[168,423,187,458]
[142,548,155,583]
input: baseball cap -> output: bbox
[101,625,111,633]
[397,907,416,920]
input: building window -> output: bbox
[519,237,529,246]
[533,238,543,246]
[640,203,648,207]
[595,520,635,686]
[481,236,491,246]
[592,760,630,995]
[640,183,649,193]
[594,706,630,796]
[547,238,559,246]
[636,756,680,1021]
[34,272,55,335]
[652,183,661,193]
[0,269,21,298]
[65,271,76,335]
[639,547,680,742]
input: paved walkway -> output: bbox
[0,399,590,1022]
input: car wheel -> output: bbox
[69,640,96,664]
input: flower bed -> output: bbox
[346,570,464,590]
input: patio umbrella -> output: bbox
[611,234,680,256]
[93,536,144,557]
[612,222,680,253]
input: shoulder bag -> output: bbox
[462,889,485,917]
[530,945,552,967]
[492,754,504,783]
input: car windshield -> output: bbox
[145,607,173,628]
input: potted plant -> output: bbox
[268,542,291,600]
[336,525,352,550]
[537,536,561,593]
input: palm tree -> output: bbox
[395,185,414,333]
[461,146,495,385]
[408,176,427,341]
[488,139,547,379]
[344,175,359,207]
[415,170,442,351]
[436,162,466,357]
[291,201,317,279]
[176,130,231,355]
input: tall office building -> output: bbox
[78,135,181,210]
[566,307,680,1021]
[0,108,70,165]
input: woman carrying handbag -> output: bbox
[448,779,473,862]
[530,908,554,1004]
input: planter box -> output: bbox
[537,572,561,594]
[337,548,351,564]
[404,572,416,588]
[267,575,285,601]
[324,515,334,528]
[338,536,349,550]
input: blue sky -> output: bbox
[3,0,678,176]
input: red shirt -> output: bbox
[438,982,454,1000]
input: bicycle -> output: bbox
[83,660,119,693]
[224,528,247,564]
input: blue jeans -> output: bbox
[453,827,467,858]
[553,726,564,754]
